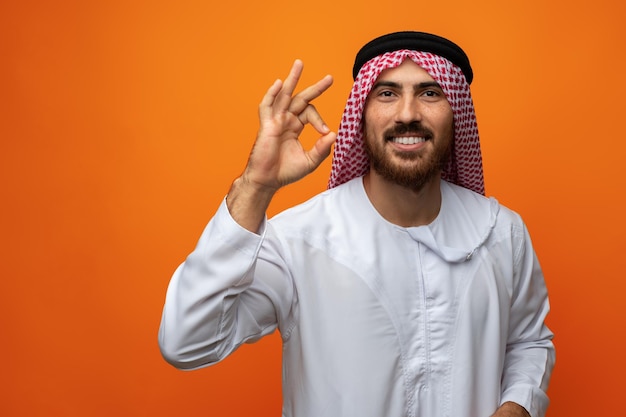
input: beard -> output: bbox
[363,121,452,191]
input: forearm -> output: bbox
[499,337,554,417]
[159,59,332,369]
[226,175,276,234]
[158,201,275,369]
[500,223,555,417]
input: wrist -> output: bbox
[225,176,276,233]
[237,173,280,198]
[494,401,531,417]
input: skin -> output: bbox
[226,59,336,233]
[492,402,531,417]
[361,59,454,227]
[225,58,531,417]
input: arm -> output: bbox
[497,224,556,417]
[158,60,336,369]
[158,202,287,369]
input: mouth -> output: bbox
[384,124,434,146]
[390,136,428,145]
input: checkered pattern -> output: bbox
[328,50,484,195]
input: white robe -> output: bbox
[159,178,555,417]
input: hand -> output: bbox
[490,402,531,417]
[225,60,336,232]
[242,59,336,194]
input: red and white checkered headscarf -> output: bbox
[328,50,485,195]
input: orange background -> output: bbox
[2,0,625,416]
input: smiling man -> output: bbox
[159,31,555,417]
[362,59,455,225]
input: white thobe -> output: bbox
[159,178,555,417]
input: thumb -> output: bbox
[307,132,336,169]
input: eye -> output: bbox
[371,89,398,103]
[378,90,396,97]
[420,88,445,102]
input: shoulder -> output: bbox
[269,178,362,232]
[437,181,531,256]
[443,181,524,226]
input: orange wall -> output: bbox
[2,0,625,415]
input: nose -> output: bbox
[394,96,422,124]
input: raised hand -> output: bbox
[245,59,336,191]
[226,60,336,232]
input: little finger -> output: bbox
[259,79,284,120]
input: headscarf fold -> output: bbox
[328,49,485,195]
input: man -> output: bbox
[159,31,555,417]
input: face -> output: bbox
[362,59,454,190]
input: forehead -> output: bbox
[374,58,435,84]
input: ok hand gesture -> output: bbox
[245,59,336,191]
[226,60,336,232]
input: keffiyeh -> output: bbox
[328,33,484,195]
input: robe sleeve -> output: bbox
[158,198,294,370]
[499,223,555,417]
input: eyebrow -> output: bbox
[372,80,443,91]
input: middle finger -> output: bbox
[288,74,334,115]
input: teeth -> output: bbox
[392,137,426,145]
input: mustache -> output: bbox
[384,122,434,139]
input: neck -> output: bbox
[363,170,442,227]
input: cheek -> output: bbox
[432,106,454,136]
[363,106,390,134]
[444,115,455,137]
